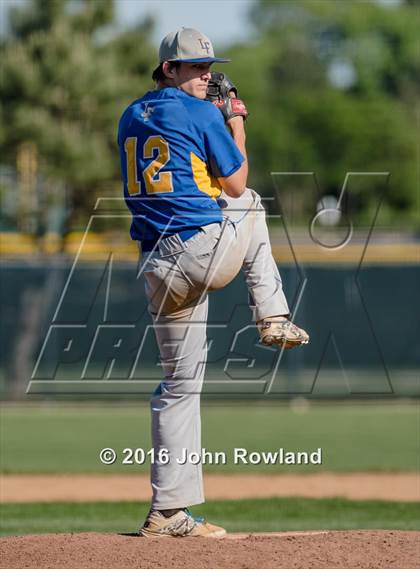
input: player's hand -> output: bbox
[206,71,249,122]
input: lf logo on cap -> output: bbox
[199,39,211,54]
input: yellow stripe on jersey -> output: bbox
[190,152,222,199]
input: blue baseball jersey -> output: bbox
[118,87,244,242]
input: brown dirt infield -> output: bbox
[1,472,419,502]
[1,531,419,569]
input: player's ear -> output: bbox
[162,61,177,79]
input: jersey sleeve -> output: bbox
[202,116,245,178]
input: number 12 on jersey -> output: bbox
[124,135,174,195]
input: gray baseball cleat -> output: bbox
[258,316,309,349]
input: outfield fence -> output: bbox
[1,258,418,399]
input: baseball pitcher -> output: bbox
[118,27,309,538]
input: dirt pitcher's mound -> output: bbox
[1,531,419,569]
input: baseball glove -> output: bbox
[206,71,249,122]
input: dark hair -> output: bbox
[152,61,181,82]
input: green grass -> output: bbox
[1,402,419,473]
[1,498,419,536]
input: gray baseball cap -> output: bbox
[157,27,230,65]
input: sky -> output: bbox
[0,0,255,47]
[116,0,254,47]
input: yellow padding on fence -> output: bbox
[1,232,419,264]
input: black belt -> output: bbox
[141,228,201,253]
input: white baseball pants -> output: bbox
[139,188,289,509]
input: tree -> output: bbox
[0,0,156,234]
[224,0,419,225]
